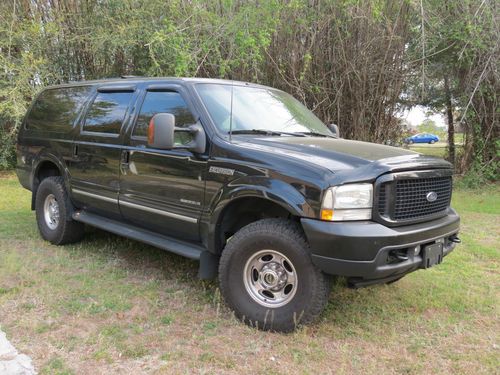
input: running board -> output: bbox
[72,210,203,260]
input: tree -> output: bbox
[0,0,497,182]
[418,119,440,134]
[406,0,498,176]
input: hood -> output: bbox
[235,136,415,169]
[232,136,451,182]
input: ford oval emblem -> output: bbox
[426,191,438,202]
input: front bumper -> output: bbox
[301,208,460,286]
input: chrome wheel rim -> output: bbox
[243,249,298,308]
[43,194,60,230]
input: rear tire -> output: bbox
[35,176,84,245]
[218,218,331,332]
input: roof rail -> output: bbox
[120,75,140,79]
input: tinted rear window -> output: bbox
[83,92,134,135]
[26,86,92,131]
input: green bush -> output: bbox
[0,125,17,170]
[456,157,500,190]
[0,0,496,178]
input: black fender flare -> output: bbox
[31,152,72,215]
[205,176,316,254]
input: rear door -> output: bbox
[69,85,137,218]
[119,84,207,241]
[19,86,93,188]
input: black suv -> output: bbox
[16,77,460,332]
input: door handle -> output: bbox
[121,150,129,163]
[120,150,130,174]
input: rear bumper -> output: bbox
[301,208,460,286]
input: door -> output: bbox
[415,134,426,143]
[119,85,207,241]
[69,86,136,218]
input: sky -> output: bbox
[399,105,447,128]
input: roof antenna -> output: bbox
[229,80,234,142]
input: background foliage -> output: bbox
[0,0,498,180]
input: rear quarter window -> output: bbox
[83,92,134,135]
[25,86,92,132]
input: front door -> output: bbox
[69,86,136,218]
[119,85,207,241]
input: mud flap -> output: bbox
[198,251,219,280]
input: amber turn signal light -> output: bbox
[320,209,334,221]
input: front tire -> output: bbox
[35,176,84,245]
[218,219,331,332]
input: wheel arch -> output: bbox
[206,178,315,255]
[31,154,69,210]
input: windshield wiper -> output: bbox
[295,131,335,138]
[230,129,306,137]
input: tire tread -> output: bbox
[218,218,330,332]
[35,176,84,245]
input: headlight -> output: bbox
[321,183,373,221]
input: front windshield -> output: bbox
[196,83,331,136]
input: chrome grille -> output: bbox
[377,173,452,224]
[393,177,452,219]
[378,183,387,216]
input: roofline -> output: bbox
[41,77,270,91]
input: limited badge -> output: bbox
[209,166,235,176]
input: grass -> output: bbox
[407,142,465,159]
[410,145,448,158]
[0,173,498,374]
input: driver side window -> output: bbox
[133,91,196,145]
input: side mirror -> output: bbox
[148,113,206,153]
[148,113,175,149]
[328,123,340,138]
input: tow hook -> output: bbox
[393,249,409,261]
[449,235,461,244]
